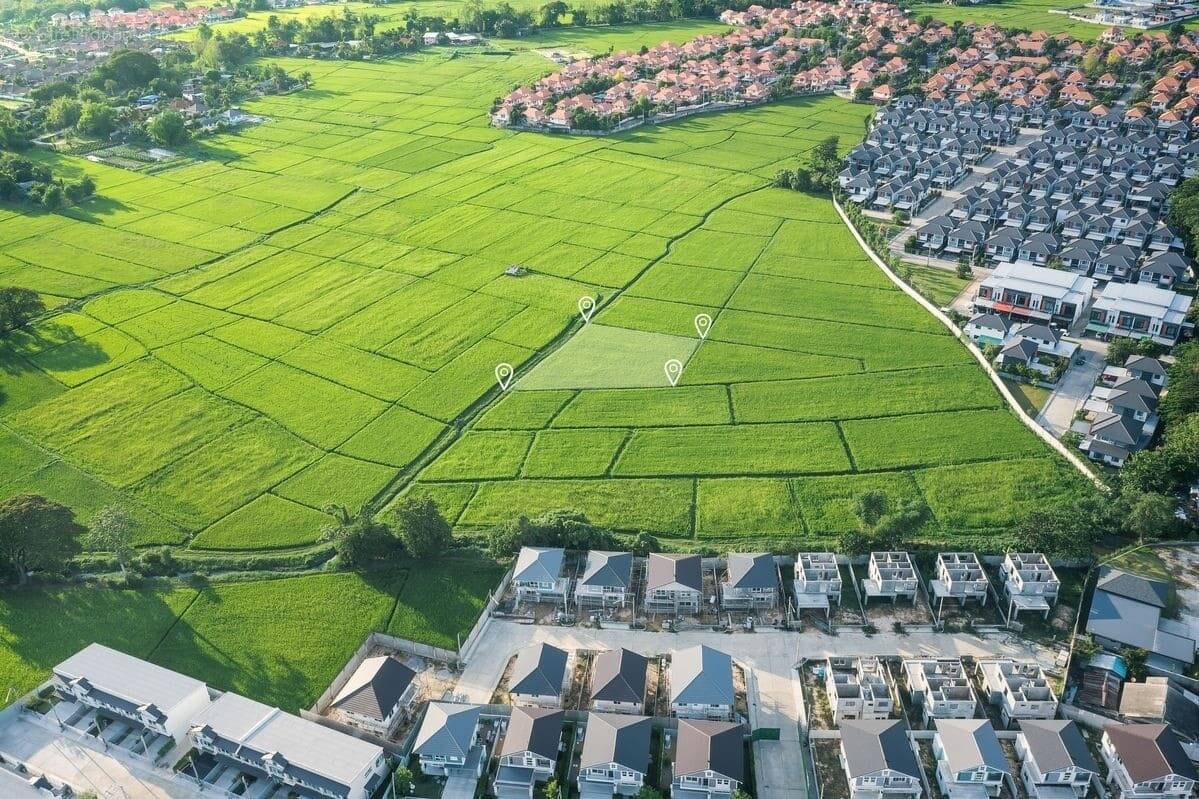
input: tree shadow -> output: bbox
[58,195,137,225]
[2,321,110,375]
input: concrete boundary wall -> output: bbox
[833,199,1105,490]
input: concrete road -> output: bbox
[459,620,1056,799]
[0,716,204,799]
[1036,337,1106,437]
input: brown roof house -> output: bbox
[1100,724,1197,799]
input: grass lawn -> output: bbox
[1104,546,1171,581]
[1002,378,1053,416]
[903,263,971,308]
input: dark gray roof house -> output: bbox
[1019,720,1097,774]
[1087,568,1196,669]
[511,643,569,698]
[580,551,633,592]
[674,720,745,782]
[671,645,734,707]
[579,713,651,772]
[501,706,563,761]
[591,649,648,705]
[330,655,416,724]
[935,718,1008,775]
[415,702,483,759]
[646,553,702,593]
[1000,338,1039,363]
[726,553,778,590]
[840,719,921,780]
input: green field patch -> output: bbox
[522,428,626,478]
[280,338,428,401]
[401,337,534,421]
[385,291,524,371]
[595,296,718,338]
[614,421,850,477]
[276,452,396,509]
[186,249,326,310]
[519,324,699,391]
[682,340,860,385]
[25,327,147,387]
[336,404,446,468]
[667,228,767,271]
[729,273,939,334]
[915,458,1086,530]
[0,349,64,416]
[553,385,730,428]
[421,430,534,481]
[732,365,1001,422]
[695,478,802,538]
[327,278,467,351]
[190,493,331,551]
[459,477,693,534]
[753,250,892,289]
[627,262,744,307]
[152,335,269,391]
[115,300,234,349]
[387,561,507,650]
[841,409,1046,471]
[790,471,926,533]
[208,317,310,358]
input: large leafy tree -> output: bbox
[84,506,137,576]
[0,494,82,585]
[0,287,44,333]
[394,495,451,558]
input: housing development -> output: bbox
[0,0,1198,797]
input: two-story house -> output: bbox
[863,552,920,606]
[1101,724,1197,799]
[840,719,924,799]
[999,553,1060,622]
[575,551,634,609]
[494,706,563,799]
[328,654,417,736]
[645,553,703,614]
[509,643,569,707]
[591,648,648,715]
[974,262,1096,326]
[794,552,843,615]
[929,552,989,612]
[414,702,487,778]
[670,645,734,721]
[514,547,569,602]
[976,660,1057,726]
[721,553,779,609]
[671,720,745,799]
[904,658,977,722]
[933,719,1010,799]
[1016,720,1098,799]
[577,713,652,799]
[1086,568,1196,673]
[825,657,895,725]
[1088,283,1194,347]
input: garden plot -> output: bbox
[517,324,700,390]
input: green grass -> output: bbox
[1003,378,1053,416]
[903,0,1109,39]
[903,264,972,308]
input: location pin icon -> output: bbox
[694,313,712,340]
[578,296,596,323]
[495,363,514,391]
[664,359,683,387]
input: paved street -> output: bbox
[0,716,203,799]
[1036,337,1106,437]
[460,620,1056,799]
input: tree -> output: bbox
[539,0,567,27]
[836,528,874,556]
[542,778,561,799]
[871,498,927,551]
[147,110,189,147]
[0,494,82,585]
[90,49,161,92]
[636,788,663,799]
[1124,492,1178,544]
[955,260,972,279]
[854,490,889,528]
[0,287,45,333]
[45,96,82,131]
[731,789,753,799]
[84,506,136,576]
[391,765,414,796]
[393,495,451,558]
[320,504,397,567]
[76,101,117,138]
[630,531,660,556]
[1121,647,1148,681]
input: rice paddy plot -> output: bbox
[517,324,701,390]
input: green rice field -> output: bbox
[0,44,1090,558]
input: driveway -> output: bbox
[1036,337,1106,437]
[459,621,1057,799]
[0,715,203,798]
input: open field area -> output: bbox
[0,45,1089,557]
[0,559,503,710]
[903,0,1108,38]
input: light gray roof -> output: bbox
[514,547,565,583]
[1087,582,1195,665]
[675,720,744,782]
[646,553,702,593]
[54,643,206,720]
[580,712,651,772]
[935,719,1008,775]
[671,645,733,706]
[726,553,778,590]
[591,648,647,704]
[1124,355,1167,375]
[840,719,920,780]
[414,702,481,758]
[511,643,568,697]
[1020,720,1096,773]
[581,551,632,589]
[192,692,383,790]
[501,706,563,760]
[329,655,415,722]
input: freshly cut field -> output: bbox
[0,44,1086,558]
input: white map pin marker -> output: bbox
[664,358,683,387]
[495,363,514,391]
[578,296,596,323]
[694,313,712,340]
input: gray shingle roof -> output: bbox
[840,719,920,780]
[591,648,647,704]
[414,702,481,758]
[1096,567,1168,608]
[646,553,702,593]
[1020,720,1097,773]
[726,553,778,590]
[329,655,416,722]
[935,718,1008,775]
[675,720,745,782]
[581,551,633,589]
[511,643,568,697]
[671,645,733,706]
[580,713,651,772]
[515,547,565,583]
[501,706,563,760]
